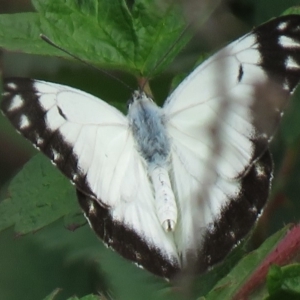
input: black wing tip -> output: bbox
[1,77,37,114]
[3,77,36,93]
[257,14,300,28]
[252,14,300,95]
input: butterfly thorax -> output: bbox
[128,91,178,231]
[128,91,170,169]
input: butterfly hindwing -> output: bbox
[77,190,180,278]
[197,151,273,272]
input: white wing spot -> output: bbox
[72,174,79,181]
[229,231,236,239]
[36,136,44,146]
[19,115,30,129]
[8,95,24,111]
[52,149,61,161]
[277,21,288,31]
[261,133,268,139]
[249,206,258,214]
[286,56,300,69]
[283,80,290,91]
[279,36,300,48]
[7,82,17,90]
[33,143,39,150]
[255,163,266,178]
[88,201,96,215]
[35,133,44,146]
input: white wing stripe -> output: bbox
[38,94,56,111]
[286,56,300,69]
[45,107,66,131]
[279,35,300,48]
[235,48,262,64]
[74,126,97,174]
[8,95,24,111]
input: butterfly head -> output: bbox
[127,90,156,112]
[128,89,154,104]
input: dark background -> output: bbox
[1,0,300,299]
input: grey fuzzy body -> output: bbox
[128,92,171,169]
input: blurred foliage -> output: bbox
[266,264,300,299]
[1,0,300,300]
[0,0,191,76]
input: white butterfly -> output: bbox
[2,15,300,279]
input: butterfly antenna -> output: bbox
[140,23,191,91]
[141,0,223,92]
[40,34,133,92]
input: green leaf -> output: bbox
[0,13,49,54]
[63,210,86,231]
[282,6,300,16]
[267,264,300,298]
[0,153,78,234]
[267,265,283,295]
[42,289,62,300]
[44,289,103,300]
[96,244,177,300]
[189,238,249,298]
[0,0,190,76]
[66,295,102,300]
[204,225,293,300]
[78,295,103,300]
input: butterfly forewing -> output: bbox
[2,79,123,193]
[165,16,300,180]
[1,77,181,277]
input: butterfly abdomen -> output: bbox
[150,167,178,231]
[128,91,177,231]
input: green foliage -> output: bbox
[43,289,62,300]
[64,294,102,300]
[266,264,300,299]
[0,0,190,76]
[93,245,174,300]
[0,154,81,234]
[205,226,291,299]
